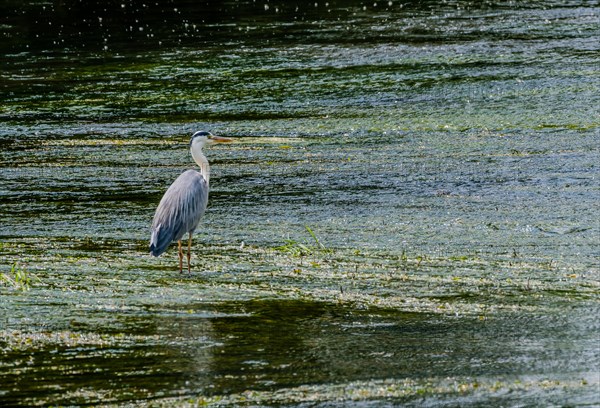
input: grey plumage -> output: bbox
[150,170,208,257]
[149,131,232,273]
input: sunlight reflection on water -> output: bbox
[0,1,598,406]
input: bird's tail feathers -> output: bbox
[149,224,172,257]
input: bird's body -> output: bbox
[149,169,208,257]
[150,131,232,273]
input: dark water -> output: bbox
[1,1,599,406]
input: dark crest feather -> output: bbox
[190,131,212,145]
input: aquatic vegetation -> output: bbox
[129,375,599,407]
[1,0,599,406]
[0,263,37,291]
[274,225,331,257]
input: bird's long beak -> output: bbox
[211,135,233,143]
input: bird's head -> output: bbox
[190,131,233,149]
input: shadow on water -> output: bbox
[1,297,597,406]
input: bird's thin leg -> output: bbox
[178,240,183,274]
[187,233,192,274]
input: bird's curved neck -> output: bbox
[191,145,210,185]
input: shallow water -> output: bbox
[1,1,599,406]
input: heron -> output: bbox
[150,131,233,273]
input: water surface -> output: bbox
[1,1,599,406]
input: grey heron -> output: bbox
[150,131,233,273]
